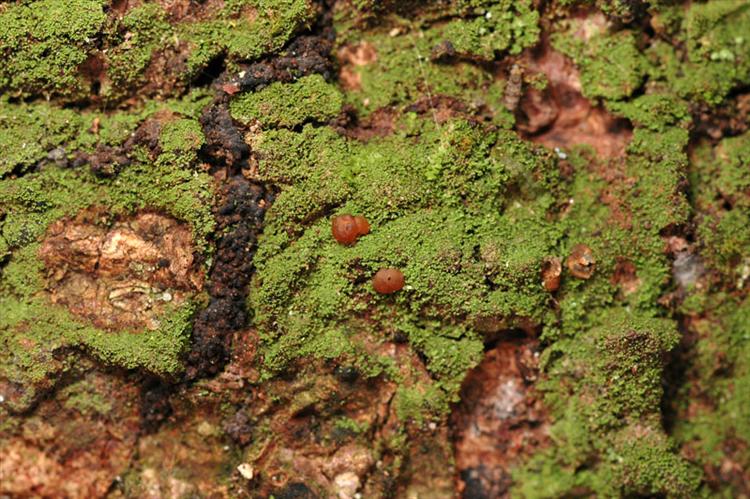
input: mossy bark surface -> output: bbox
[1,1,750,497]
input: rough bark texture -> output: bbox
[1,0,750,498]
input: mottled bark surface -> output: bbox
[1,1,750,498]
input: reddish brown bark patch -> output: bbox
[232,362,385,497]
[693,92,750,141]
[130,409,236,497]
[39,209,204,331]
[611,257,641,296]
[406,94,474,124]
[156,0,225,22]
[338,106,397,141]
[452,340,549,498]
[140,40,193,97]
[517,46,632,159]
[541,256,562,292]
[338,41,378,91]
[0,371,141,498]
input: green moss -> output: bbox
[3,0,748,492]
[181,0,316,76]
[160,118,206,154]
[515,309,697,497]
[680,1,750,105]
[690,131,750,278]
[405,324,484,397]
[103,3,172,102]
[542,310,678,425]
[512,465,592,498]
[0,142,215,256]
[0,100,90,177]
[553,27,647,101]
[249,115,562,420]
[1,279,198,411]
[645,2,750,106]
[613,429,702,497]
[0,0,106,99]
[249,124,349,185]
[0,119,215,397]
[0,0,317,99]
[0,234,8,261]
[0,168,102,251]
[0,90,213,179]
[342,29,509,121]
[112,162,214,254]
[330,416,371,444]
[394,384,447,424]
[699,209,750,278]
[230,75,343,128]
[60,377,114,416]
[552,3,749,107]
[670,295,750,495]
[607,93,689,132]
[522,119,691,471]
[0,253,200,376]
[440,0,540,60]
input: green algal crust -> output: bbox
[0,165,212,401]
[181,0,316,76]
[103,3,172,102]
[552,27,648,101]
[0,88,212,179]
[0,99,215,409]
[540,125,689,342]
[613,428,702,498]
[230,75,344,128]
[332,416,369,438]
[0,0,319,103]
[160,118,207,154]
[675,1,750,105]
[340,29,512,124]
[237,9,704,488]
[0,0,746,494]
[606,93,689,132]
[0,100,93,177]
[665,131,750,496]
[0,0,106,100]
[671,296,750,449]
[440,0,540,60]
[60,374,115,416]
[562,2,750,108]
[248,115,561,419]
[552,2,749,111]
[514,312,699,498]
[690,131,750,278]
[0,102,214,243]
[542,311,679,426]
[508,30,697,490]
[595,0,647,21]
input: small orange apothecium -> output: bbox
[332,215,370,245]
[353,215,370,236]
[373,268,405,294]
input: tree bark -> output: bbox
[1,1,750,497]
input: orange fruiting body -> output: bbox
[541,257,562,291]
[566,244,595,279]
[332,214,370,245]
[332,215,359,245]
[373,268,405,294]
[353,215,370,236]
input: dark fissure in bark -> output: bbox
[182,5,337,381]
[183,173,271,379]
